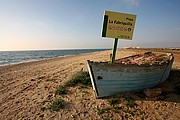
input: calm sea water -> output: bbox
[0,49,109,66]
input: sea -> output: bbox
[0,49,109,66]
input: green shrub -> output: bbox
[97,107,110,115]
[123,98,138,107]
[64,71,91,87]
[108,98,119,106]
[49,99,64,111]
[123,109,134,116]
[55,86,67,95]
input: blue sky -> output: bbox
[0,0,180,50]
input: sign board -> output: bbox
[102,11,136,40]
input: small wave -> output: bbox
[0,49,109,66]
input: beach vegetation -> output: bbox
[55,86,67,95]
[123,109,134,116]
[49,99,64,111]
[97,107,110,115]
[64,71,91,87]
[123,98,138,107]
[108,98,119,106]
[111,106,122,113]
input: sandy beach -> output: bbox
[0,49,180,120]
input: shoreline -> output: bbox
[0,49,110,67]
[1,48,179,68]
[0,48,180,119]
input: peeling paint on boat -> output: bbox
[87,53,174,98]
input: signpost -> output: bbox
[102,10,136,63]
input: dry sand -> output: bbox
[0,49,180,120]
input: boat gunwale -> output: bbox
[88,53,174,67]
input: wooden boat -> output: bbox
[87,52,174,98]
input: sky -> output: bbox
[0,0,180,51]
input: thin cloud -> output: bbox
[123,0,140,6]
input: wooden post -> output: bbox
[111,38,118,63]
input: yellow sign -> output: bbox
[102,11,136,40]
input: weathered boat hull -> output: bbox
[87,54,174,98]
